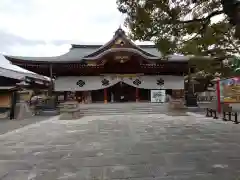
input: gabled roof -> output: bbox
[4,28,189,63]
[81,28,161,59]
[4,28,165,63]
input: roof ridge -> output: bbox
[71,44,156,48]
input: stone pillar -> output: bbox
[104,88,107,104]
[171,89,185,109]
[136,87,139,102]
[64,91,67,101]
[49,64,53,96]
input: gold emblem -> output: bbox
[115,38,125,46]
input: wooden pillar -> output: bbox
[135,87,139,102]
[82,91,85,104]
[104,88,107,104]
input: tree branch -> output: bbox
[175,10,224,24]
[227,31,240,54]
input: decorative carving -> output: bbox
[101,79,110,86]
[98,59,106,65]
[156,78,164,86]
[115,56,129,59]
[133,79,142,86]
[87,60,97,65]
[115,38,125,46]
[76,80,85,87]
[115,27,125,36]
[114,56,129,63]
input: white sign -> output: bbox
[151,90,166,103]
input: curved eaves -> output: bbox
[83,48,161,60]
[4,47,97,63]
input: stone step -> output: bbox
[76,103,170,116]
[78,103,165,108]
[79,107,166,111]
[80,109,165,113]
[79,112,164,116]
[79,105,166,110]
[79,108,167,115]
[79,106,167,110]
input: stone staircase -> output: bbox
[78,103,168,116]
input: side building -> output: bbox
[0,66,50,119]
[5,28,190,104]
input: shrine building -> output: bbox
[4,28,189,103]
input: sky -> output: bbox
[0,0,128,72]
[0,0,223,74]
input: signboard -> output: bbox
[151,90,166,103]
[220,77,240,103]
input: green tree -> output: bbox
[117,0,240,57]
[231,56,240,73]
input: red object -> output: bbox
[135,87,139,102]
[104,88,107,103]
[216,80,221,113]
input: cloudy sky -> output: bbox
[0,0,127,72]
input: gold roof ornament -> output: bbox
[115,38,125,46]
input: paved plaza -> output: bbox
[0,116,51,135]
[0,113,240,179]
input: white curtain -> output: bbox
[122,76,184,89]
[54,75,184,91]
[54,76,120,91]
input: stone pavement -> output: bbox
[0,116,52,135]
[0,113,240,179]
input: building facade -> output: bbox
[5,28,189,103]
[0,66,50,119]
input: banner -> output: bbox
[220,77,240,103]
[151,90,166,103]
[54,75,184,91]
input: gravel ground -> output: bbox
[0,113,240,179]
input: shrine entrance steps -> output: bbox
[78,102,168,116]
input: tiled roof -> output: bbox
[0,66,50,82]
[0,86,17,90]
[5,45,162,63]
[4,28,189,63]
